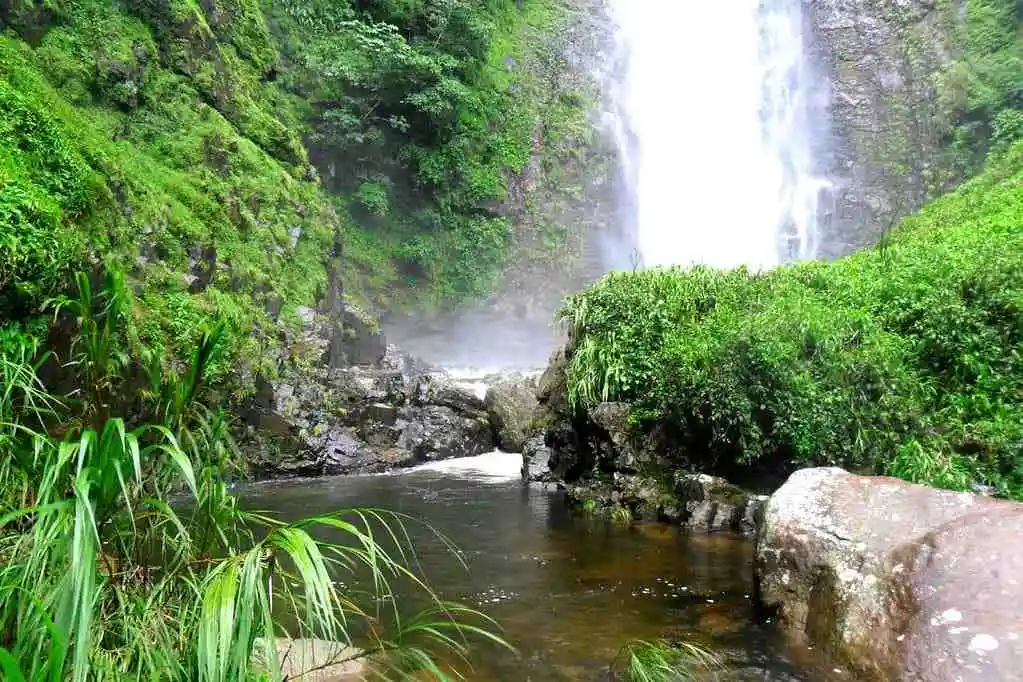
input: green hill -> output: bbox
[562,140,1023,499]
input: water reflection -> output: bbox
[237,459,844,681]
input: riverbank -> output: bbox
[0,303,511,681]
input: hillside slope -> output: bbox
[556,140,1023,499]
[0,0,593,372]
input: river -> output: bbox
[238,452,849,681]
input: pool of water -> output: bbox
[237,453,849,681]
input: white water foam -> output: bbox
[438,366,545,401]
[607,0,829,270]
[399,450,523,482]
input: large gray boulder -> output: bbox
[756,467,1023,681]
[484,374,539,453]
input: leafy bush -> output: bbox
[935,0,1023,173]
[562,140,1023,498]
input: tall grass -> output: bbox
[0,271,510,681]
[607,639,722,682]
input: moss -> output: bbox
[1,0,590,384]
[0,15,339,391]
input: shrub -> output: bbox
[562,140,1023,498]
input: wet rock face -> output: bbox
[529,346,764,534]
[806,0,962,256]
[755,467,1023,681]
[247,361,494,477]
[522,433,556,486]
[484,373,539,453]
[339,304,387,366]
[670,473,768,536]
[242,305,493,477]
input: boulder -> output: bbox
[411,375,485,412]
[755,467,1023,682]
[521,433,556,485]
[253,638,363,682]
[484,374,539,452]
[531,343,774,533]
[671,473,767,536]
[536,345,570,414]
[241,297,497,477]
[245,365,494,477]
[397,403,493,462]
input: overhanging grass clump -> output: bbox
[562,141,1023,499]
[0,274,510,681]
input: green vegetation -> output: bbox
[0,273,508,680]
[607,639,722,682]
[268,0,582,302]
[1,0,589,377]
[1,0,590,672]
[935,0,1023,175]
[0,3,339,375]
[562,140,1023,499]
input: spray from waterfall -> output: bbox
[606,0,830,271]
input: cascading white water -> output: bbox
[607,0,829,270]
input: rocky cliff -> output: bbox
[808,0,1022,256]
[807,0,962,256]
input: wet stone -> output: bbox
[756,467,1023,682]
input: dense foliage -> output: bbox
[0,274,506,680]
[936,0,1023,176]
[0,0,584,374]
[269,0,580,301]
[562,140,1023,499]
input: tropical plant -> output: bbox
[0,271,511,681]
[46,270,133,426]
[606,639,722,682]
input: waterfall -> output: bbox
[607,0,829,271]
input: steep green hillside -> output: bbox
[561,140,1023,499]
[269,0,588,303]
[935,0,1023,177]
[0,3,327,373]
[0,0,585,371]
